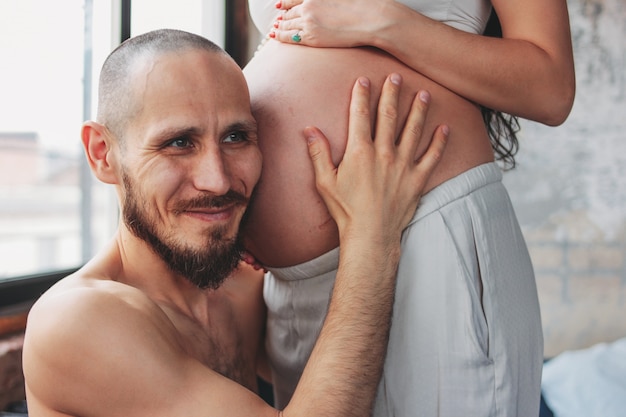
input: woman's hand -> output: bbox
[304,73,448,245]
[271,0,392,48]
[271,0,575,126]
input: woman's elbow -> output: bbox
[538,76,576,126]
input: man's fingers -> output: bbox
[397,90,431,161]
[304,126,336,194]
[346,77,373,152]
[374,73,402,152]
[414,124,449,179]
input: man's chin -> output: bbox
[177,243,243,290]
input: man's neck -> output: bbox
[109,227,216,321]
[108,226,261,389]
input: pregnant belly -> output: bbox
[242,40,493,267]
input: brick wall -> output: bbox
[525,216,626,357]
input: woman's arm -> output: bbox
[273,0,575,126]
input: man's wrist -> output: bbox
[339,234,402,277]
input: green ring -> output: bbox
[292,33,302,43]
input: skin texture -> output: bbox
[22,29,448,417]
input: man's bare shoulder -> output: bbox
[23,270,181,414]
[27,268,171,342]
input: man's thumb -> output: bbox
[304,126,335,190]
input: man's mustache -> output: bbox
[172,190,248,213]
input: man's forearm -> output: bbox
[283,240,401,417]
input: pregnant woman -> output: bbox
[242,0,575,415]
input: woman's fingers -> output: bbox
[275,0,303,10]
[270,27,306,44]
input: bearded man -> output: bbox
[22,29,447,417]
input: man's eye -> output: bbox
[223,132,248,144]
[168,137,191,148]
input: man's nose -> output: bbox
[191,149,231,196]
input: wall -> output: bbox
[503,0,626,357]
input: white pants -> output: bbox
[264,163,543,417]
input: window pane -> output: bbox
[0,0,114,280]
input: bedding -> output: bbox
[541,337,626,417]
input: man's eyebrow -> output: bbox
[151,126,202,141]
[223,120,258,134]
[150,120,257,142]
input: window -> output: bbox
[0,0,109,280]
[0,1,228,288]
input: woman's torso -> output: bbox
[242,0,495,267]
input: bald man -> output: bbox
[22,29,447,417]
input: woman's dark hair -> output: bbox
[482,10,520,170]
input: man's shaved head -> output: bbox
[96,29,229,141]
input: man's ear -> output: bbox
[81,121,119,184]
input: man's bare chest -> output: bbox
[168,306,259,391]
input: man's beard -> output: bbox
[122,173,247,290]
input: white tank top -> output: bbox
[248,0,492,37]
